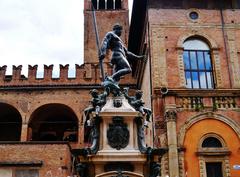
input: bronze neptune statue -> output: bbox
[99,24,144,83]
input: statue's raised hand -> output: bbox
[138,55,147,62]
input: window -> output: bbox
[107,0,114,9]
[202,137,222,148]
[0,169,12,177]
[92,0,97,9]
[183,39,214,89]
[92,0,122,10]
[15,170,39,177]
[99,0,105,9]
[115,0,122,9]
[0,169,39,177]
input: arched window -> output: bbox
[202,137,222,148]
[183,38,214,89]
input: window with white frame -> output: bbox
[183,38,214,89]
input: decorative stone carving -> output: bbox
[107,117,129,150]
[213,96,237,109]
[113,98,122,107]
[179,97,204,111]
[165,110,177,122]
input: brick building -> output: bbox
[131,0,240,177]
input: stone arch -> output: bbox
[178,112,240,147]
[96,171,143,177]
[177,32,218,49]
[0,103,22,141]
[198,133,227,148]
[27,100,81,124]
[28,103,79,142]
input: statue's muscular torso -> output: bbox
[101,32,130,70]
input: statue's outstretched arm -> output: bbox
[125,48,144,60]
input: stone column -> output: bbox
[165,110,179,177]
[21,122,28,141]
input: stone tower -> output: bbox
[84,0,129,63]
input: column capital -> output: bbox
[165,110,177,122]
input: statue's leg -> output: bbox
[112,68,131,81]
[111,52,132,81]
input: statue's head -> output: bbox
[90,89,98,97]
[135,90,143,99]
[113,23,122,37]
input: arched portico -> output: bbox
[28,103,79,142]
[0,103,22,141]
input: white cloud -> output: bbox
[0,0,133,77]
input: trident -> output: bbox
[91,3,105,81]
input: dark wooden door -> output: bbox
[206,162,223,177]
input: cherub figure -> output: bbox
[84,89,108,118]
[123,88,152,121]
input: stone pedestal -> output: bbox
[87,97,148,177]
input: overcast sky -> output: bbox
[0,0,133,77]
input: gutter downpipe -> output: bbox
[220,1,233,88]
[146,0,155,147]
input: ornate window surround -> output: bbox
[176,32,223,88]
[196,133,231,177]
[197,133,230,156]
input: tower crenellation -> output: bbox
[0,64,135,86]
